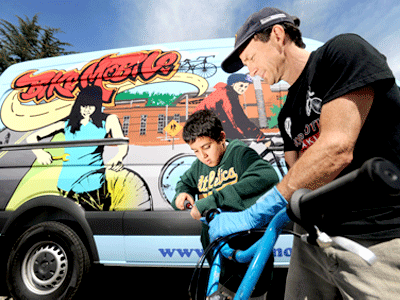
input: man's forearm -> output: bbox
[277,139,352,201]
[277,87,374,201]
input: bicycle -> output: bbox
[178,55,217,78]
[239,138,286,179]
[188,157,400,299]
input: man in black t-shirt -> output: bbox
[208,6,400,299]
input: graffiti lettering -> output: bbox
[12,50,181,106]
[13,70,80,104]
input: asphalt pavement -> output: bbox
[1,266,287,299]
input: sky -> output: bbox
[1,0,400,79]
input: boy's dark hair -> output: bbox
[183,110,224,144]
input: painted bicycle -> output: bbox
[178,55,217,78]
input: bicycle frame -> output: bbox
[207,208,291,299]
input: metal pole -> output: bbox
[186,94,189,120]
[165,105,168,140]
[253,76,268,128]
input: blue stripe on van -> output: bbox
[94,234,293,267]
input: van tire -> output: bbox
[7,221,88,300]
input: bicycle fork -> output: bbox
[207,250,223,298]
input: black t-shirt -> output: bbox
[278,33,400,239]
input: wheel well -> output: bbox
[3,198,99,264]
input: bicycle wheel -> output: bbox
[106,167,153,211]
[178,61,191,73]
[158,153,197,206]
[193,63,217,78]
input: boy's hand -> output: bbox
[175,193,194,210]
[190,205,202,220]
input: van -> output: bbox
[0,36,323,299]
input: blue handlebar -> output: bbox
[235,208,290,299]
[206,207,291,299]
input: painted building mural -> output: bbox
[0,37,323,213]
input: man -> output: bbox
[209,6,400,299]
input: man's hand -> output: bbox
[208,211,254,241]
[208,187,287,241]
[175,193,194,210]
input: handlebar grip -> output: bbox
[183,200,193,210]
[203,208,220,223]
[288,157,400,224]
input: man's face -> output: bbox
[239,35,283,86]
[232,82,250,95]
[189,135,226,167]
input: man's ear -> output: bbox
[271,24,286,46]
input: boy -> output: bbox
[172,109,279,298]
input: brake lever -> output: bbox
[205,208,221,223]
[301,226,377,265]
[330,236,377,265]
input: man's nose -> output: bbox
[249,66,257,77]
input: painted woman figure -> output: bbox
[27,86,128,210]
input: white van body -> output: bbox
[0,36,323,299]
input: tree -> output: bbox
[0,14,77,75]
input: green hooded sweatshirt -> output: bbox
[172,139,280,293]
[171,139,279,214]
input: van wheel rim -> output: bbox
[22,242,68,295]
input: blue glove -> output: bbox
[208,186,287,241]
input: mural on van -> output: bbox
[0,37,317,212]
[193,73,267,141]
